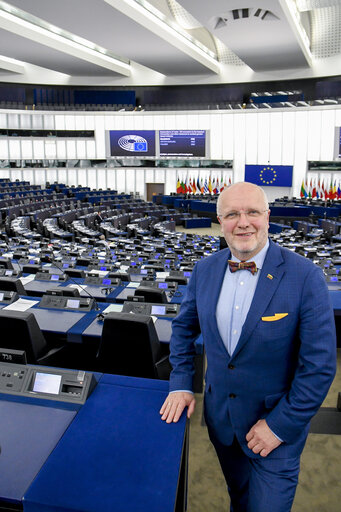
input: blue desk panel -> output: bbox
[0,400,76,503]
[23,374,187,512]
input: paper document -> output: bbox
[126,282,140,288]
[103,304,123,313]
[3,298,39,311]
[19,275,35,285]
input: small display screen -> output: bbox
[5,270,13,276]
[100,266,107,271]
[158,283,168,289]
[140,269,147,274]
[330,276,338,282]
[130,261,136,266]
[33,372,62,395]
[102,278,111,285]
[51,274,59,281]
[29,259,35,264]
[99,259,105,264]
[0,292,4,301]
[151,305,166,315]
[184,272,191,277]
[63,263,69,269]
[66,299,80,308]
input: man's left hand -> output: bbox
[246,419,282,457]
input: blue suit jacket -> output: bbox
[169,239,337,459]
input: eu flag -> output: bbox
[245,165,293,187]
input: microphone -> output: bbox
[44,255,101,311]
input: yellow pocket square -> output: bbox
[261,313,288,322]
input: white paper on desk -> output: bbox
[119,265,130,271]
[156,272,169,278]
[69,284,88,292]
[19,275,35,285]
[126,282,140,288]
[103,304,123,313]
[88,270,108,277]
[3,298,39,311]
[2,252,13,259]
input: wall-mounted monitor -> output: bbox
[107,130,156,157]
[159,130,207,157]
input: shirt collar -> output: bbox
[230,239,269,270]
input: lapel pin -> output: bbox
[266,274,273,280]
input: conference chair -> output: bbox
[96,312,171,380]
[0,310,67,365]
[0,277,26,295]
[135,286,168,304]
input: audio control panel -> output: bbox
[84,276,121,287]
[39,295,96,311]
[122,302,179,317]
[0,364,96,404]
[35,272,67,282]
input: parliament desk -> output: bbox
[0,371,188,512]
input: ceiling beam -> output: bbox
[104,0,221,74]
[0,55,25,74]
[0,6,131,76]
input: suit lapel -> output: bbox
[231,241,285,359]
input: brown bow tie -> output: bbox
[228,260,257,275]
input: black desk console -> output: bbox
[39,295,96,311]
[35,272,67,282]
[0,290,19,304]
[0,364,96,404]
[122,301,179,317]
[84,276,121,286]
[139,280,178,291]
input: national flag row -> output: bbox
[300,177,341,200]
[176,175,232,195]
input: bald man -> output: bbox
[160,182,336,512]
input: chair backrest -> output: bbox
[0,277,26,295]
[0,310,47,363]
[135,286,168,304]
[97,312,161,378]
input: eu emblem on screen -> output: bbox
[244,164,293,187]
[108,130,156,157]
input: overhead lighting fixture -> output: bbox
[0,0,131,76]
[105,0,221,74]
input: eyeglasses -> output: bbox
[218,209,268,221]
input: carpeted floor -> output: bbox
[176,224,341,511]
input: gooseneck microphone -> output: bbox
[45,255,101,311]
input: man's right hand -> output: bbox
[160,392,196,423]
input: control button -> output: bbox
[229,393,236,399]
[6,383,13,387]
[228,364,235,370]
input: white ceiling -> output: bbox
[0,0,340,86]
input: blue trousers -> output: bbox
[209,433,300,512]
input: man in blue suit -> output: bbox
[160,182,336,512]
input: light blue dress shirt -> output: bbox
[216,240,269,357]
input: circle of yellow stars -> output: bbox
[259,166,277,184]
